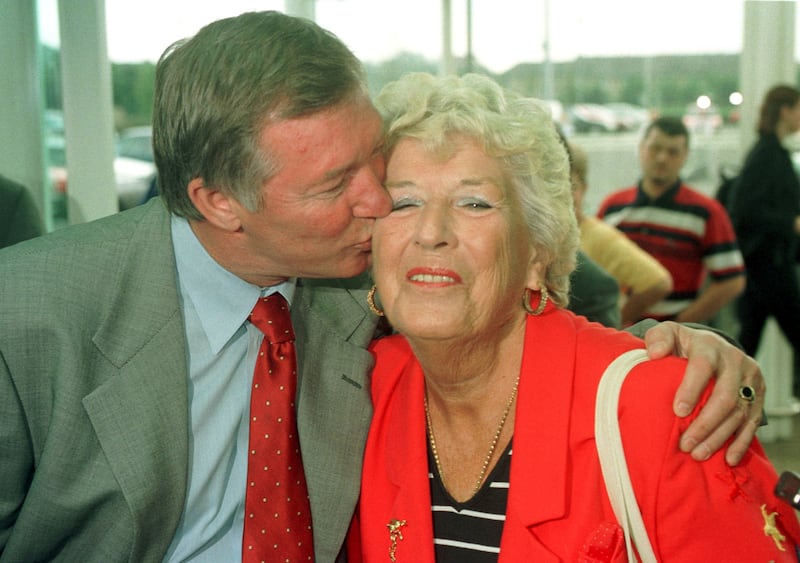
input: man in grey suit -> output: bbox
[0,11,766,562]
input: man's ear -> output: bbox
[187,178,242,232]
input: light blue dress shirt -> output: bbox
[164,216,295,562]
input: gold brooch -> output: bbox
[760,504,787,552]
[386,519,407,562]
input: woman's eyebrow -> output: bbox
[385,180,417,189]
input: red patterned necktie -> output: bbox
[243,293,314,562]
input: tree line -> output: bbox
[42,46,796,129]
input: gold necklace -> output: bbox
[424,373,521,497]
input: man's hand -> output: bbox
[643,321,765,466]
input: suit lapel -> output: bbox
[293,277,378,561]
[81,201,189,559]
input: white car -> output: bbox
[604,103,650,132]
[46,126,156,216]
[115,126,156,209]
[115,156,156,209]
[569,103,619,133]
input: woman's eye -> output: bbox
[390,196,420,211]
[460,198,493,210]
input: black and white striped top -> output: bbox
[428,440,512,562]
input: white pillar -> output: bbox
[0,0,49,229]
[739,0,796,151]
[58,0,118,223]
[440,0,454,76]
[542,0,554,100]
[739,0,800,442]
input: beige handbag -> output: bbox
[595,348,658,563]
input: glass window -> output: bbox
[34,1,799,224]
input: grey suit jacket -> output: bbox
[0,199,377,562]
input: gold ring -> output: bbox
[738,385,756,403]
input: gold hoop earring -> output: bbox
[367,285,385,317]
[523,286,548,316]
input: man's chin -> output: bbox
[651,176,676,188]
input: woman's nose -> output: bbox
[414,203,452,249]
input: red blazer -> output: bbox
[349,307,800,562]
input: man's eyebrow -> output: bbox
[321,164,351,182]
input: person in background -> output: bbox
[597,117,746,324]
[727,84,800,397]
[569,142,673,326]
[546,130,622,328]
[348,72,799,561]
[0,11,770,562]
[569,250,622,328]
[0,174,44,248]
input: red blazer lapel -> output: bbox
[360,342,435,562]
[501,308,577,560]
[384,358,435,561]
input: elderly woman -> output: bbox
[349,73,800,561]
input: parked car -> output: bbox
[46,135,68,219]
[115,156,156,209]
[683,104,723,135]
[539,99,574,136]
[47,126,156,215]
[604,103,650,132]
[115,126,154,162]
[568,103,618,133]
[114,126,155,209]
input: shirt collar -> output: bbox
[635,178,681,205]
[171,215,296,354]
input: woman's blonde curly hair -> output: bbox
[376,72,578,307]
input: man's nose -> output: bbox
[351,166,392,218]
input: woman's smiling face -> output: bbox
[372,136,542,342]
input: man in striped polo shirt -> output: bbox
[597,116,745,323]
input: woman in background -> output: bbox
[728,84,800,397]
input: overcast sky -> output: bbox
[39,1,794,74]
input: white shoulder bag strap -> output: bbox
[595,348,658,563]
